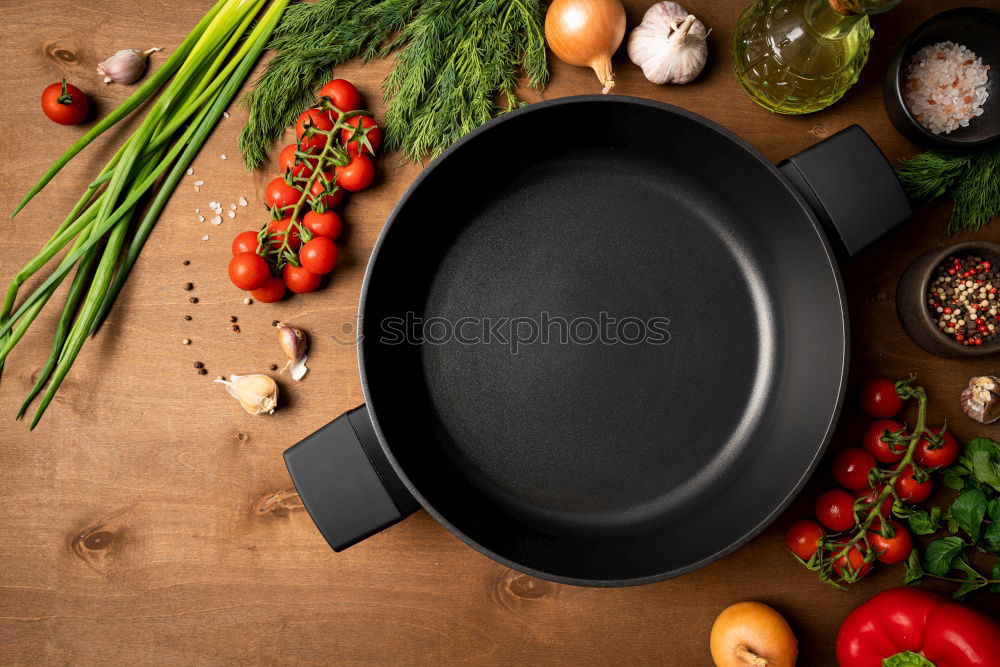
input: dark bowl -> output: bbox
[884,7,1000,148]
[897,241,1000,357]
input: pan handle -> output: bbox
[778,124,911,258]
[283,405,418,551]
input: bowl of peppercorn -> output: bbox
[897,241,1000,357]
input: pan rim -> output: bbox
[357,94,848,587]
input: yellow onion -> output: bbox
[545,0,626,93]
[710,601,798,666]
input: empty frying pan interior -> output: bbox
[360,97,846,585]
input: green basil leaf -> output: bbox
[951,488,988,541]
[988,498,1000,520]
[903,549,923,585]
[970,450,1000,492]
[923,536,965,576]
[983,520,1000,552]
[954,577,988,599]
[990,561,1000,594]
[942,473,966,490]
[882,650,935,667]
[960,438,998,468]
[907,507,942,536]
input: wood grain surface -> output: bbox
[2,0,999,664]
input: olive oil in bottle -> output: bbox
[731,0,901,114]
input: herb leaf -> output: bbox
[951,488,988,542]
[903,549,923,585]
[923,536,965,576]
[991,561,1000,594]
[882,650,935,667]
[906,506,942,536]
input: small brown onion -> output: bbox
[710,601,797,667]
[545,0,626,94]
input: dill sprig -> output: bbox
[239,0,547,169]
[897,146,1000,235]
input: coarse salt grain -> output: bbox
[223,111,230,119]
[186,168,194,176]
[220,154,228,160]
[904,41,990,135]
[230,203,237,210]
[202,234,210,241]
[194,180,204,187]
[228,210,236,219]
[197,215,205,223]
[211,215,222,225]
[239,196,248,207]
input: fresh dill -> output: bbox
[897,146,1000,235]
[239,0,548,169]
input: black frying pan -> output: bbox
[284,96,911,586]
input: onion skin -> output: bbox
[710,602,798,667]
[545,0,626,93]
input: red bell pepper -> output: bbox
[836,587,1000,667]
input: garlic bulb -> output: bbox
[275,322,309,381]
[215,374,278,415]
[97,48,161,84]
[961,376,1000,424]
[627,2,710,85]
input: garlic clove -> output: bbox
[275,322,309,382]
[215,374,278,415]
[289,354,309,381]
[97,47,161,85]
[961,376,1000,424]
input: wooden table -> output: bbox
[2,0,998,663]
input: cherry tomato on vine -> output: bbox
[914,427,959,469]
[335,153,375,192]
[341,115,382,156]
[231,230,262,256]
[831,539,872,579]
[302,210,342,240]
[866,519,913,565]
[299,237,338,275]
[863,419,909,464]
[41,80,89,125]
[309,172,344,210]
[831,447,877,491]
[266,216,302,250]
[785,519,825,561]
[228,252,270,291]
[283,264,322,294]
[278,143,318,178]
[264,177,303,212]
[854,484,895,519]
[893,465,934,504]
[319,78,361,112]
[859,377,904,418]
[250,275,286,303]
[815,488,857,532]
[295,108,334,151]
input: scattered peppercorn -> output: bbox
[243,297,253,305]
[229,316,238,323]
[230,324,240,333]
[268,364,278,371]
[194,361,204,369]
[182,260,190,266]
[182,338,191,345]
[198,368,208,375]
[271,320,280,327]
[183,283,194,291]
[927,254,1000,347]
[189,297,199,304]
[184,315,192,321]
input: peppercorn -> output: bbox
[183,283,194,291]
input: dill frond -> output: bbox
[897,146,1000,235]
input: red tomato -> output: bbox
[277,143,318,178]
[893,464,933,504]
[831,447,877,491]
[228,252,270,291]
[815,488,857,532]
[250,275,286,303]
[858,377,904,418]
[309,172,345,210]
[914,427,959,469]
[785,519,825,561]
[302,210,342,240]
[335,153,375,191]
[231,230,262,256]
[299,237,338,275]
[854,484,894,519]
[340,115,382,155]
[318,78,361,112]
[863,419,909,463]
[831,539,872,580]
[41,80,89,125]
[264,177,303,213]
[295,108,334,151]
[283,264,322,294]
[866,519,913,565]
[266,216,302,250]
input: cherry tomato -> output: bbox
[318,78,361,112]
[863,419,909,464]
[859,377,904,418]
[231,230,262,256]
[866,519,913,565]
[277,143,319,178]
[295,108,334,151]
[914,427,959,469]
[309,172,345,210]
[854,484,895,519]
[831,447,877,491]
[815,488,857,532]
[785,519,825,561]
[893,465,934,504]
[283,264,322,294]
[266,216,302,250]
[831,539,872,580]
[41,80,89,125]
[340,115,382,155]
[335,153,375,192]
[299,237,338,275]
[302,210,342,240]
[250,274,286,303]
[228,252,270,291]
[264,177,303,213]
